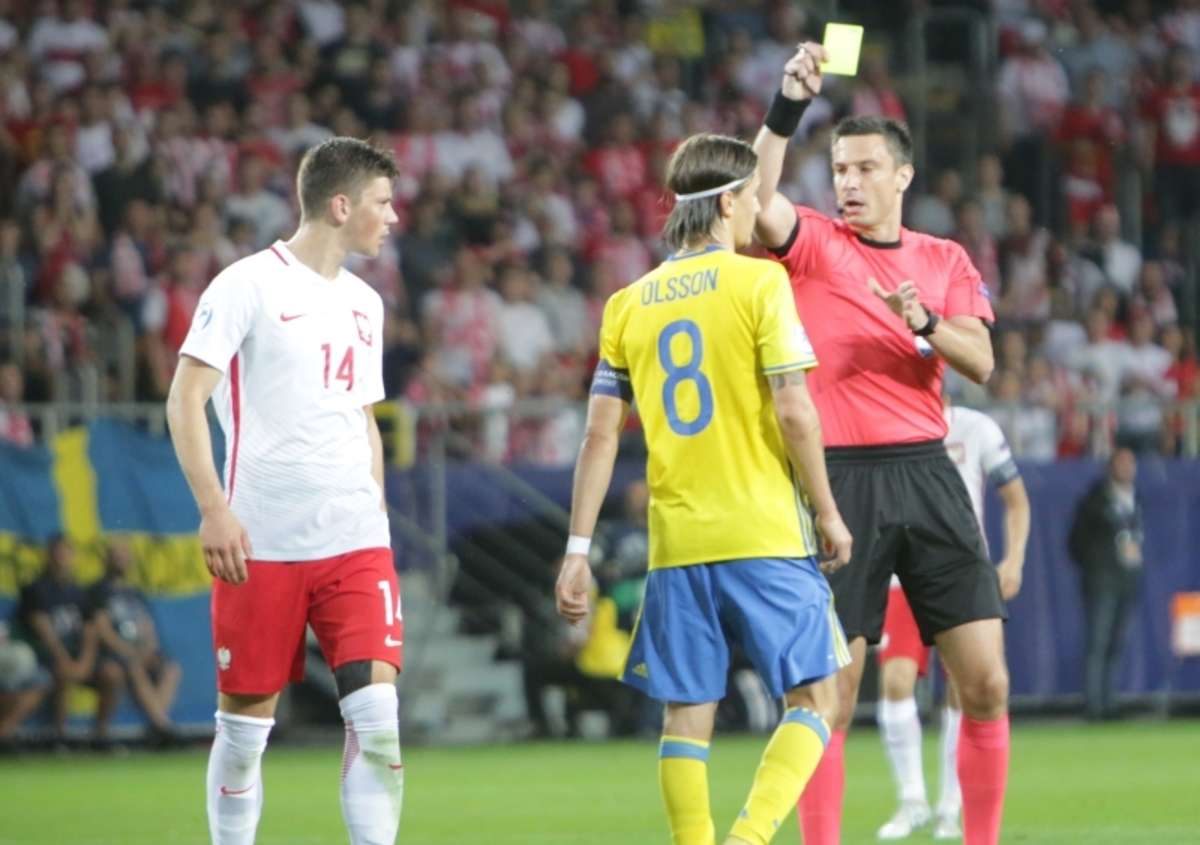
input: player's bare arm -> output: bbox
[166,355,253,585]
[753,42,827,249]
[768,369,853,571]
[868,277,995,383]
[996,476,1031,600]
[365,405,385,511]
[556,393,629,624]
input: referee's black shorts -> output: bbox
[824,440,1006,646]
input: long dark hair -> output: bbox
[662,133,757,251]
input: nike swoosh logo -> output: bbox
[280,313,306,322]
[388,763,404,770]
[220,785,254,796]
[384,636,403,647]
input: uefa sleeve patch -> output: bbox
[591,359,633,402]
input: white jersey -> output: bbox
[180,241,389,561]
[890,406,1019,587]
[943,405,1019,533]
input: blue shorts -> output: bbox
[621,557,851,703]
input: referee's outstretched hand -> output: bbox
[868,277,928,332]
[782,42,827,102]
[556,553,593,625]
[816,512,853,573]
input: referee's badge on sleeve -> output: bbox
[914,336,935,358]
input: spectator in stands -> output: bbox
[851,47,907,123]
[496,263,554,383]
[954,198,1001,296]
[1161,323,1198,454]
[0,617,51,746]
[400,192,457,302]
[87,539,181,743]
[223,154,293,250]
[989,368,1058,461]
[269,91,334,158]
[910,168,962,238]
[1060,3,1136,108]
[998,195,1051,321]
[27,0,108,94]
[1069,448,1144,720]
[1136,261,1179,328]
[976,152,1011,241]
[108,198,160,330]
[1092,204,1142,297]
[92,122,162,238]
[1141,47,1200,236]
[1069,306,1130,410]
[593,199,652,289]
[0,359,33,446]
[537,246,588,355]
[995,18,1069,222]
[15,535,125,746]
[1057,68,1124,207]
[1117,309,1175,453]
[421,246,502,392]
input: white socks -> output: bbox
[339,683,404,845]
[878,696,927,805]
[207,711,274,845]
[206,685,402,845]
[938,706,963,817]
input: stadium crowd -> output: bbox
[0,0,1197,460]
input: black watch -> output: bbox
[913,308,940,337]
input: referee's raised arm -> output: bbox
[753,42,826,249]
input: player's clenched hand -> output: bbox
[555,553,593,625]
[816,512,853,573]
[200,505,252,585]
[782,42,827,102]
[868,277,928,332]
[997,558,1023,600]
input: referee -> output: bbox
[752,44,1010,845]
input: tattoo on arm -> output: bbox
[768,370,807,390]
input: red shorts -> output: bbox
[877,585,932,676]
[212,547,403,695]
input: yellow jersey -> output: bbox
[593,245,820,570]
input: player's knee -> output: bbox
[784,678,840,730]
[958,665,1009,716]
[880,662,917,701]
[334,661,374,699]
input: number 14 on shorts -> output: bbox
[377,580,403,648]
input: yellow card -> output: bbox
[819,22,864,76]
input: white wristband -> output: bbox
[565,535,591,556]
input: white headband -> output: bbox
[673,176,750,203]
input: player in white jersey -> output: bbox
[874,399,1030,841]
[166,138,404,845]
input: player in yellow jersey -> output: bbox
[555,133,854,845]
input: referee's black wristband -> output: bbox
[764,90,811,138]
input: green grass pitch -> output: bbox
[1,720,1196,844]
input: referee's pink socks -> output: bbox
[958,714,1009,845]
[796,728,844,845]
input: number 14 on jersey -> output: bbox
[321,344,355,391]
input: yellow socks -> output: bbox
[659,735,715,845]
[728,707,830,845]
